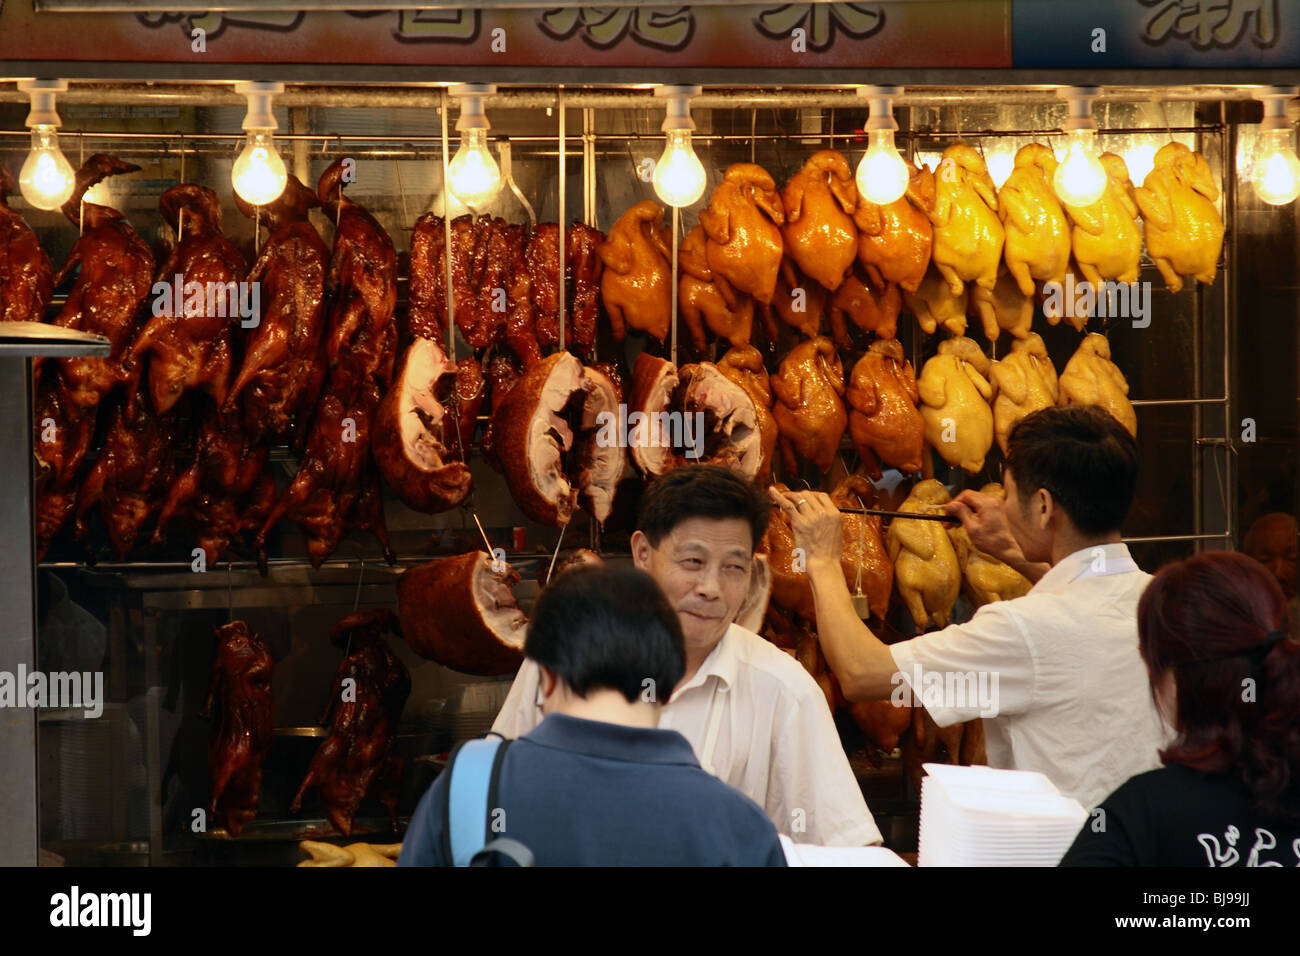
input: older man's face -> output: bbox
[1244,514,1298,601]
[632,516,753,653]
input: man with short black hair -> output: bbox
[400,565,786,866]
[779,405,1168,810]
[493,465,882,847]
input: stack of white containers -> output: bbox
[918,763,1088,866]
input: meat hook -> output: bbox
[546,523,568,584]
[498,139,536,228]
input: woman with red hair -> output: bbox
[1061,551,1300,866]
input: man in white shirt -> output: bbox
[775,405,1168,810]
[493,465,882,847]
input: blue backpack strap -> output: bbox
[444,736,510,867]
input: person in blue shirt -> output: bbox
[398,564,787,866]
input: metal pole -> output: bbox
[671,205,680,365]
[558,87,567,353]
[441,88,455,361]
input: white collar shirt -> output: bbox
[492,623,882,847]
[889,542,1171,810]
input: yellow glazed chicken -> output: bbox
[701,163,786,305]
[928,143,1005,295]
[950,482,1033,607]
[887,478,968,630]
[917,335,994,474]
[780,150,859,291]
[999,143,1071,296]
[990,332,1059,454]
[597,200,673,341]
[1059,333,1137,437]
[677,224,754,349]
[854,160,935,294]
[905,266,968,336]
[846,338,925,477]
[1133,142,1224,293]
[970,267,1034,342]
[765,260,827,338]
[1063,151,1142,287]
[771,335,847,473]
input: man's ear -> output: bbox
[538,664,558,698]
[631,530,652,571]
[1035,486,1054,530]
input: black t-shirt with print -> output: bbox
[1060,763,1300,867]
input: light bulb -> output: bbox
[231,130,287,206]
[19,127,75,211]
[1053,129,1107,207]
[855,129,909,205]
[1253,128,1300,206]
[652,129,706,208]
[448,128,502,209]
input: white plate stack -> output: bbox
[918,763,1088,867]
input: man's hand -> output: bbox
[945,489,1048,583]
[736,554,771,633]
[769,489,842,569]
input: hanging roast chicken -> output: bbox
[771,335,846,474]
[999,143,1070,296]
[846,338,925,476]
[970,267,1034,342]
[888,479,968,631]
[905,266,968,337]
[206,620,274,837]
[990,332,1059,454]
[127,184,246,414]
[766,260,827,338]
[0,165,53,323]
[854,160,935,294]
[678,223,754,350]
[780,150,858,292]
[1059,332,1136,437]
[1134,142,1224,293]
[950,482,1032,606]
[828,272,902,346]
[598,201,672,341]
[1062,151,1142,288]
[291,610,410,836]
[928,143,1004,296]
[917,335,994,475]
[224,175,328,448]
[47,155,153,413]
[701,163,785,305]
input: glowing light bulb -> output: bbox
[231,130,287,206]
[856,129,909,205]
[19,127,75,211]
[652,129,706,207]
[448,128,502,209]
[1253,128,1300,206]
[1053,129,1107,207]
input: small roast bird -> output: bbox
[854,160,935,294]
[888,479,968,631]
[1059,332,1137,437]
[917,335,994,474]
[989,332,1059,455]
[846,338,925,477]
[999,143,1071,296]
[1061,151,1142,288]
[770,335,847,474]
[701,163,785,305]
[780,149,859,291]
[950,482,1033,607]
[969,266,1034,342]
[678,223,754,349]
[905,266,968,337]
[597,200,673,341]
[928,143,1004,296]
[1134,142,1224,293]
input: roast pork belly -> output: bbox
[627,352,679,478]
[371,337,473,514]
[397,552,528,676]
[493,351,624,527]
[678,361,762,481]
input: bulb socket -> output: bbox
[235,81,283,132]
[18,79,67,130]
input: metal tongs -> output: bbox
[497,139,535,227]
